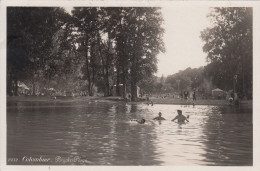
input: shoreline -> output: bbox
[7,96,252,109]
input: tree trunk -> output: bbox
[105,65,110,96]
[116,61,120,96]
[130,70,137,101]
[130,40,139,101]
[85,39,92,96]
[122,68,126,99]
[88,83,91,96]
[242,63,246,99]
[101,64,106,96]
[97,35,108,96]
[90,62,95,96]
[131,82,137,101]
[89,82,94,96]
[130,57,137,101]
[104,40,111,97]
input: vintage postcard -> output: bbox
[0,0,260,171]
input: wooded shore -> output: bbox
[7,96,252,109]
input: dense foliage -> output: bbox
[7,7,165,100]
[201,7,252,98]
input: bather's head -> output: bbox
[158,112,162,117]
[177,110,182,116]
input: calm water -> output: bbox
[7,100,252,165]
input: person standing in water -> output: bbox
[193,91,196,101]
[171,110,189,123]
[153,112,165,120]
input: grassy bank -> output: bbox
[7,95,252,109]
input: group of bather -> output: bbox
[131,109,189,124]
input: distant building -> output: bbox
[212,88,225,99]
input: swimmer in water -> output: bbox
[131,118,146,124]
[171,110,189,123]
[153,112,165,120]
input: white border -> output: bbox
[1,1,260,171]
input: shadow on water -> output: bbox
[7,101,161,165]
[201,106,252,166]
[107,104,161,165]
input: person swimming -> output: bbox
[171,110,189,123]
[153,112,166,120]
[131,118,146,124]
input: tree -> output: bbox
[128,8,165,101]
[7,7,165,99]
[138,75,157,94]
[201,7,252,98]
[165,67,204,92]
[106,8,165,100]
[7,7,70,95]
[72,8,101,96]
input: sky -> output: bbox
[156,7,212,76]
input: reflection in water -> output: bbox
[202,106,252,166]
[7,101,252,165]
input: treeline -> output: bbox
[140,67,213,95]
[7,7,252,100]
[7,7,165,101]
[141,7,253,99]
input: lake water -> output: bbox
[7,100,252,165]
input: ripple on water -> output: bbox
[7,102,252,166]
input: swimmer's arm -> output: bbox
[171,116,177,121]
[185,117,189,122]
[136,120,144,124]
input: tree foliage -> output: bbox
[165,67,205,91]
[7,7,71,95]
[201,7,252,98]
[7,7,165,100]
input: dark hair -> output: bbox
[177,110,182,114]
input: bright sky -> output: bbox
[156,7,211,76]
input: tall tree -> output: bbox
[201,7,252,98]
[7,7,70,95]
[107,7,165,100]
[8,7,165,98]
[128,8,165,101]
[72,8,101,96]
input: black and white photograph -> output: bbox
[1,0,260,170]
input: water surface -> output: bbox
[7,100,252,165]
